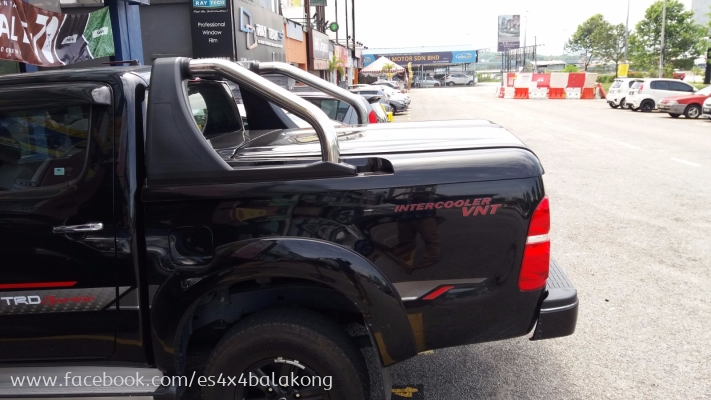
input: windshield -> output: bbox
[611,81,623,89]
[696,86,711,96]
[630,81,643,89]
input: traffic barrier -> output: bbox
[548,88,566,99]
[567,73,586,88]
[514,88,529,99]
[530,88,549,99]
[584,73,598,88]
[550,73,569,89]
[497,87,505,98]
[581,87,595,99]
[514,73,533,88]
[533,73,551,88]
[597,83,607,98]
[565,88,581,99]
[503,87,515,99]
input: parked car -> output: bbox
[351,86,409,114]
[295,92,385,124]
[0,57,577,399]
[415,76,441,88]
[445,73,476,86]
[626,78,696,112]
[606,78,644,109]
[658,85,711,119]
[673,70,686,80]
[702,96,711,119]
[372,80,401,90]
[371,84,410,105]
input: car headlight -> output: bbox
[666,100,678,105]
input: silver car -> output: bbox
[415,76,441,88]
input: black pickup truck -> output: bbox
[0,58,578,399]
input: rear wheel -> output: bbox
[669,113,681,118]
[619,98,626,108]
[609,102,619,109]
[467,81,474,86]
[203,308,369,400]
[684,104,701,119]
[640,100,655,112]
[446,81,454,86]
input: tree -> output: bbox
[563,64,579,73]
[600,23,627,77]
[328,55,345,84]
[565,14,612,71]
[629,0,706,71]
[691,66,703,82]
[381,62,395,79]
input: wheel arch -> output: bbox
[150,237,418,375]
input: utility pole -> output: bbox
[624,0,630,62]
[659,0,667,78]
[523,13,528,71]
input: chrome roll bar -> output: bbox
[189,58,340,163]
[252,62,370,126]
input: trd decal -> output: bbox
[394,197,502,217]
[0,287,129,315]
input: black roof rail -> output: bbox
[102,60,142,66]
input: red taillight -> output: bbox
[638,84,644,94]
[519,196,550,291]
[368,110,378,123]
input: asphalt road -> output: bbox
[19,84,710,400]
[386,83,711,399]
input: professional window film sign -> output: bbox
[497,14,520,52]
[234,0,285,61]
[0,2,114,67]
[190,0,235,59]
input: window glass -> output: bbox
[670,82,693,92]
[650,81,669,90]
[186,82,242,138]
[611,81,623,89]
[316,99,339,120]
[336,101,350,121]
[0,105,90,191]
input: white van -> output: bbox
[606,78,643,108]
[626,78,696,112]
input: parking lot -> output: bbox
[385,83,711,399]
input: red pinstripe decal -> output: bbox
[0,281,77,289]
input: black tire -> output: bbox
[640,100,654,112]
[619,98,626,108]
[684,104,701,119]
[203,308,369,400]
[609,102,619,109]
[669,113,681,118]
[446,81,454,86]
[467,81,474,86]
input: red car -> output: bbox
[658,85,711,119]
[672,71,686,80]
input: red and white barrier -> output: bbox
[500,72,598,100]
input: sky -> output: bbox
[321,0,695,56]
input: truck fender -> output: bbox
[150,237,418,374]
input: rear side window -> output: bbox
[0,105,89,191]
[670,82,694,92]
[611,81,622,89]
[187,82,242,138]
[650,81,669,90]
[630,81,642,89]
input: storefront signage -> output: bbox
[193,0,227,8]
[233,0,285,60]
[363,50,478,67]
[0,2,114,66]
[285,19,303,41]
[309,29,329,70]
[190,0,234,59]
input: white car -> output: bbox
[445,73,476,86]
[702,97,711,119]
[626,78,696,112]
[372,85,410,105]
[606,78,643,109]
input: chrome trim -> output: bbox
[52,222,103,234]
[394,278,486,301]
[255,62,370,126]
[540,300,579,313]
[526,233,549,244]
[189,59,340,163]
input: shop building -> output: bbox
[363,45,479,79]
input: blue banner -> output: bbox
[363,50,477,67]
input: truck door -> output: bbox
[0,83,117,360]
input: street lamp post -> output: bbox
[523,13,528,71]
[624,0,630,63]
[659,0,667,78]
